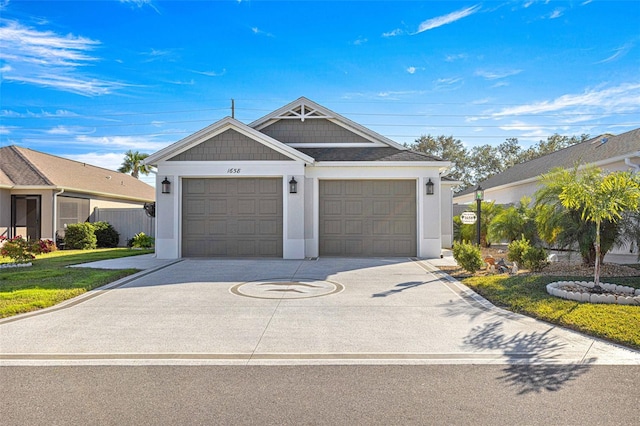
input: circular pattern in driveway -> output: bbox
[230,278,344,299]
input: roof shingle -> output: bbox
[295,147,441,162]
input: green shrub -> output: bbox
[130,232,154,249]
[0,236,35,263]
[452,240,483,273]
[522,246,548,272]
[507,235,531,264]
[64,223,97,250]
[92,221,120,248]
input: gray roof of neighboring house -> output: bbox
[295,147,441,162]
[0,146,155,201]
[457,128,640,196]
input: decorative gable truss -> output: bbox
[250,97,406,149]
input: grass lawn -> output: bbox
[0,249,153,318]
[461,274,640,350]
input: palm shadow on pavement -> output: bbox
[464,321,595,394]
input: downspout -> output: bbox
[625,155,640,173]
[52,188,64,241]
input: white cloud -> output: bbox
[0,125,11,135]
[192,68,226,77]
[548,9,563,19]
[74,135,169,152]
[445,53,467,62]
[406,66,416,74]
[595,42,634,64]
[415,5,481,34]
[489,83,640,121]
[352,37,367,46]
[0,19,125,96]
[382,28,403,37]
[119,0,160,14]
[251,27,274,37]
[475,69,522,80]
[433,77,463,90]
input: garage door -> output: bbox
[319,180,416,257]
[182,178,283,257]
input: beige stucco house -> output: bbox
[453,128,640,254]
[146,97,454,259]
[0,146,155,242]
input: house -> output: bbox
[0,146,155,243]
[453,127,640,254]
[145,97,452,259]
[454,128,640,205]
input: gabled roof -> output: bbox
[0,146,155,201]
[456,128,640,196]
[296,147,441,162]
[249,97,407,150]
[144,116,315,165]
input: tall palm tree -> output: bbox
[118,150,151,179]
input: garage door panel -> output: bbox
[345,200,363,215]
[259,199,278,215]
[209,199,227,215]
[319,180,416,257]
[372,220,391,235]
[258,219,280,235]
[237,220,255,235]
[373,200,390,215]
[238,199,255,214]
[182,178,282,257]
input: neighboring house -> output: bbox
[453,128,640,254]
[145,97,452,259]
[0,146,155,243]
[454,128,640,205]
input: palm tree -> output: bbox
[118,150,151,179]
[554,167,640,288]
[489,196,537,243]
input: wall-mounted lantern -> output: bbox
[425,178,435,195]
[161,177,171,194]
[289,177,298,194]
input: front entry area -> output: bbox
[182,178,283,257]
[11,195,41,241]
[319,180,417,257]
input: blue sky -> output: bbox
[1,0,639,186]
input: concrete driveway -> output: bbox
[1,257,638,366]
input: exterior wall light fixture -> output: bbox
[289,177,298,194]
[161,177,171,194]
[425,178,435,195]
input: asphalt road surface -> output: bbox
[2,365,639,425]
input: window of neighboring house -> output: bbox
[57,196,90,238]
[11,195,41,240]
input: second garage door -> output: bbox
[319,180,416,257]
[182,178,283,257]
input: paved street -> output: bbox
[2,365,639,425]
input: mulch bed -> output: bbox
[441,248,640,279]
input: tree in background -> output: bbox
[408,133,589,190]
[410,135,472,186]
[118,150,151,179]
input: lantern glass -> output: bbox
[474,185,484,201]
